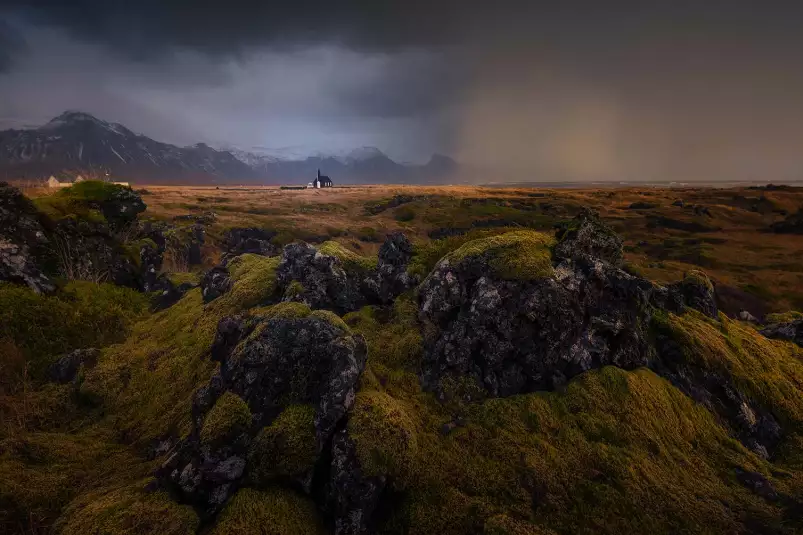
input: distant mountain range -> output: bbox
[0,111,458,185]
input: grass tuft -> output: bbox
[200,392,251,445]
[210,487,325,535]
[248,404,317,485]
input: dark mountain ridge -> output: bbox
[0,111,458,184]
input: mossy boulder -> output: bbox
[248,404,317,487]
[36,181,145,230]
[0,182,57,293]
[348,391,418,480]
[318,240,377,272]
[210,487,325,535]
[200,392,251,445]
[443,230,555,280]
[276,241,371,314]
[207,254,280,311]
[553,207,623,265]
[418,224,660,396]
[668,269,718,318]
[160,311,367,515]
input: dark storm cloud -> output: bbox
[0,18,25,73]
[6,0,460,56]
[4,1,803,179]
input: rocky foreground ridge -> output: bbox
[1,182,802,534]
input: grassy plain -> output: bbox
[132,183,803,313]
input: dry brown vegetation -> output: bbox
[117,183,803,313]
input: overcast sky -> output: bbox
[2,1,803,180]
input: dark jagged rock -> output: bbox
[159,313,367,518]
[672,199,684,207]
[666,270,718,318]
[53,218,139,287]
[689,204,713,217]
[49,348,100,384]
[325,429,386,535]
[96,186,146,228]
[554,208,624,266]
[0,182,56,294]
[188,224,205,266]
[276,242,370,313]
[173,212,216,225]
[150,276,195,311]
[139,241,164,293]
[200,266,231,303]
[164,221,208,269]
[418,253,661,397]
[221,227,278,260]
[276,234,417,313]
[761,319,803,347]
[368,232,418,304]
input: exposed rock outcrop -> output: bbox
[200,266,232,303]
[324,429,386,535]
[49,348,100,384]
[0,182,56,294]
[553,208,624,266]
[417,212,770,460]
[221,227,278,260]
[93,186,146,229]
[366,231,418,304]
[159,311,368,521]
[53,218,139,287]
[276,242,369,313]
[275,233,417,314]
[761,319,803,347]
[418,248,662,397]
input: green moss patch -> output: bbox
[57,479,198,535]
[347,301,797,534]
[654,310,803,430]
[446,231,556,280]
[201,392,251,444]
[484,514,556,535]
[252,301,312,321]
[344,294,422,371]
[318,240,378,271]
[34,181,136,223]
[765,310,803,323]
[210,487,325,535]
[348,390,418,479]
[309,309,350,333]
[212,254,280,311]
[0,281,149,380]
[0,431,152,530]
[79,289,220,445]
[683,269,714,292]
[248,404,317,485]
